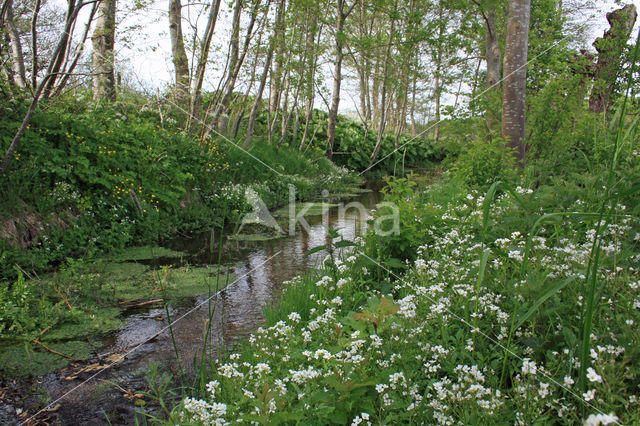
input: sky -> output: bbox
[73,0,640,115]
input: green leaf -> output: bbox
[515,275,578,331]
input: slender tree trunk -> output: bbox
[244,46,274,148]
[92,0,116,101]
[53,2,98,97]
[42,0,75,98]
[502,0,531,167]
[188,0,222,130]
[410,74,417,137]
[433,58,441,142]
[0,0,86,174]
[300,18,321,151]
[269,0,286,115]
[30,0,41,88]
[214,0,262,133]
[232,28,264,138]
[327,0,354,159]
[5,0,27,88]
[369,4,395,164]
[212,0,243,131]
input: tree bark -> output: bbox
[30,0,41,88]
[502,0,531,168]
[369,5,396,165]
[5,0,28,88]
[244,46,274,147]
[588,4,637,113]
[169,0,190,103]
[327,0,355,159]
[92,0,116,101]
[483,4,501,132]
[188,0,222,131]
[42,0,76,98]
[268,0,286,116]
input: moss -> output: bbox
[43,308,124,341]
[0,340,95,376]
[107,245,186,262]
[161,266,235,299]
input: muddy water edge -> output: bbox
[1,189,381,425]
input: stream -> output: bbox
[12,190,380,425]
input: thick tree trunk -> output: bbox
[589,5,637,113]
[502,0,531,168]
[169,0,190,103]
[92,0,116,101]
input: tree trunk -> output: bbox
[268,0,286,115]
[53,2,98,97]
[369,3,395,165]
[5,0,28,88]
[92,0,117,101]
[502,0,531,168]
[410,74,417,137]
[244,46,274,148]
[188,0,222,131]
[30,0,42,88]
[42,0,76,98]
[0,0,86,174]
[327,0,354,159]
[299,17,321,151]
[169,0,190,103]
[588,5,637,113]
[484,5,501,132]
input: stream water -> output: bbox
[17,190,380,425]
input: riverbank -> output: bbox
[171,170,640,425]
[0,187,381,424]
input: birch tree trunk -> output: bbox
[5,0,28,88]
[502,0,530,168]
[30,0,42,88]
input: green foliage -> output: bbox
[450,137,517,187]
[0,96,358,280]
